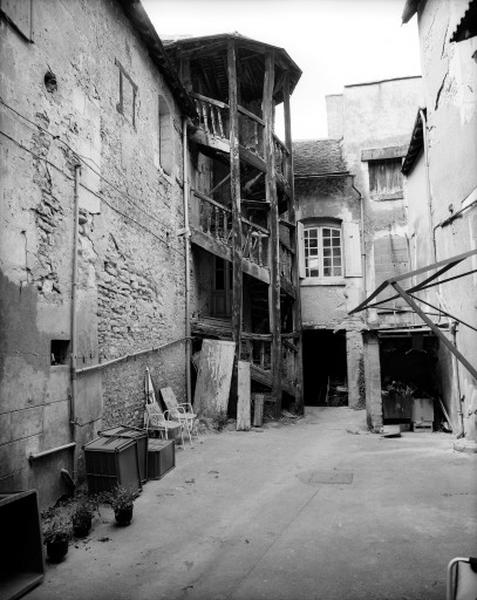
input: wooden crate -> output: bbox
[147,439,175,480]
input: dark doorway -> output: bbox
[379,333,439,424]
[303,330,347,406]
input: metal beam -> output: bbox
[391,282,477,381]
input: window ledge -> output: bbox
[300,278,346,287]
[370,192,403,201]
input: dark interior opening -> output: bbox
[379,334,439,424]
[303,330,347,406]
[51,339,70,366]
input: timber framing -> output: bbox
[349,249,477,380]
[169,33,303,412]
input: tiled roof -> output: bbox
[293,139,347,177]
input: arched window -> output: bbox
[302,221,343,279]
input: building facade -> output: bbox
[401,0,477,446]
[0,3,303,506]
[295,77,425,428]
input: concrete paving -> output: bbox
[30,407,477,600]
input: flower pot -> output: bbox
[46,538,69,563]
[73,513,92,538]
[114,505,133,526]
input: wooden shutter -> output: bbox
[343,222,362,277]
[297,221,306,279]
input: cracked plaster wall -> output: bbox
[0,1,189,505]
[414,0,477,440]
[338,78,424,329]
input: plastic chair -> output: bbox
[447,557,477,600]
[160,387,199,445]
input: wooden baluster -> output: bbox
[210,106,216,136]
[213,206,218,239]
[206,203,212,235]
[217,109,223,138]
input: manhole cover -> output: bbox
[296,470,354,486]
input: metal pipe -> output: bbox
[419,109,436,262]
[451,321,466,438]
[70,164,81,430]
[182,117,192,404]
[351,176,367,299]
[75,337,190,375]
[29,442,76,463]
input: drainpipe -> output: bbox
[451,321,465,438]
[70,164,81,435]
[182,118,192,404]
[351,176,366,298]
[419,108,436,262]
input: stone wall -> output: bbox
[0,1,188,506]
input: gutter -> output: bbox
[70,164,81,431]
[182,117,192,404]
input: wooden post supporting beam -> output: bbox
[263,51,282,415]
[227,40,243,398]
[283,73,304,414]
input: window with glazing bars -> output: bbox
[304,225,342,278]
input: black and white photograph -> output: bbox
[0,0,476,598]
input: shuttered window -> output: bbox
[368,158,403,200]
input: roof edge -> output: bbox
[344,75,421,89]
[402,0,421,24]
[117,0,196,117]
[401,108,426,176]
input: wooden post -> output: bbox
[263,51,282,415]
[283,73,304,414]
[227,40,243,399]
[236,361,251,430]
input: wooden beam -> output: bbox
[228,39,243,397]
[283,72,304,413]
[263,51,282,416]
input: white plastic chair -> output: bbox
[447,557,477,600]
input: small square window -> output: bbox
[51,340,70,365]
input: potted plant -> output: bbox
[42,511,72,562]
[72,495,97,538]
[104,486,137,526]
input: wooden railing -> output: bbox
[193,93,229,139]
[193,190,233,244]
[238,105,265,158]
[273,135,289,179]
[192,190,269,268]
[241,333,272,371]
[242,220,269,267]
[191,93,289,179]
[279,241,294,285]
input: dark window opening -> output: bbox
[303,330,347,406]
[211,257,232,317]
[51,339,70,366]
